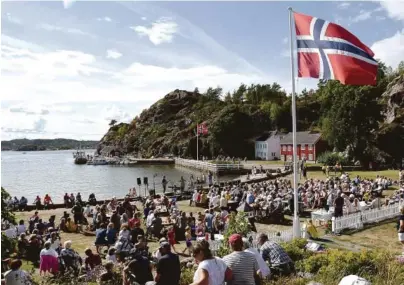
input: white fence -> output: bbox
[207,229,295,255]
[332,201,403,234]
[175,158,242,173]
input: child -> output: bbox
[182,226,193,256]
[167,226,176,253]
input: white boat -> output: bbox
[87,157,108,165]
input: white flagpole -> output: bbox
[288,7,301,238]
[196,123,199,161]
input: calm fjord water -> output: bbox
[1,150,234,203]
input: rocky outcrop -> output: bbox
[98,89,271,159]
[383,74,404,124]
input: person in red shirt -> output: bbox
[167,226,177,253]
[84,248,102,270]
[128,212,140,230]
[44,194,53,210]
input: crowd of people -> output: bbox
[4,192,99,212]
[2,188,299,285]
[2,168,403,285]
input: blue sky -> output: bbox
[1,1,403,140]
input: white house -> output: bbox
[255,131,285,160]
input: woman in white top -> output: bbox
[190,240,232,285]
[118,224,131,241]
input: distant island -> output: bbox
[1,139,99,151]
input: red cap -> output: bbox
[229,234,242,245]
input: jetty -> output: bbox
[174,158,248,174]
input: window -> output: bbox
[272,152,276,157]
[301,144,305,150]
[309,154,313,161]
[301,153,306,159]
[287,145,292,151]
[309,144,313,150]
[282,145,286,151]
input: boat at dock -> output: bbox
[73,150,88,165]
[87,156,108,165]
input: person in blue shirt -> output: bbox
[205,209,214,234]
[95,223,108,246]
[106,223,117,245]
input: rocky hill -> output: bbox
[98,89,272,158]
[98,68,404,164]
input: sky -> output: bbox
[1,1,403,141]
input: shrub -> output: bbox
[280,238,313,264]
[317,151,349,166]
[299,249,404,285]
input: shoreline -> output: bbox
[9,169,293,211]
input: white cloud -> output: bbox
[130,17,178,45]
[104,105,132,123]
[371,29,404,69]
[38,23,93,37]
[350,9,373,23]
[8,103,49,115]
[282,37,288,44]
[1,43,105,80]
[63,0,76,9]
[337,2,351,9]
[106,49,123,59]
[379,1,404,21]
[97,17,112,22]
[141,17,147,21]
[1,3,285,140]
[5,13,22,25]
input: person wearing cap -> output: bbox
[256,233,294,276]
[145,241,180,285]
[222,234,259,285]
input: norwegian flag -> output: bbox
[197,122,208,135]
[293,12,378,86]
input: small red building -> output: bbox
[280,131,326,162]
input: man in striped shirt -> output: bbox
[256,233,294,276]
[222,234,259,285]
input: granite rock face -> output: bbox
[383,74,404,124]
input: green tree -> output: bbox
[319,81,384,165]
[1,187,16,261]
[109,119,117,126]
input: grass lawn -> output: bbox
[306,169,400,181]
[331,221,402,254]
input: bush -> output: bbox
[317,151,349,166]
[280,238,313,264]
[299,249,404,285]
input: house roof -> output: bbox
[280,131,321,145]
[255,131,286,142]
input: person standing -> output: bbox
[162,176,168,194]
[222,234,259,285]
[180,176,186,193]
[334,192,345,218]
